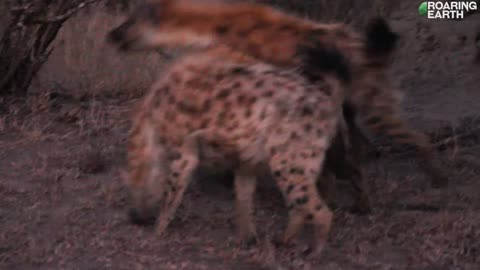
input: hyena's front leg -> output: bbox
[156,133,202,237]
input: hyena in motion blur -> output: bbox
[112,46,350,254]
[107,0,449,189]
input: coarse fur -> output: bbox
[178,45,373,213]
[123,47,349,255]
[107,0,448,188]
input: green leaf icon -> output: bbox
[419,2,428,16]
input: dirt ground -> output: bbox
[1,2,480,270]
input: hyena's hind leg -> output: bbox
[269,143,333,255]
[323,134,372,214]
[233,167,258,245]
[156,132,202,237]
[361,102,449,188]
[322,105,372,214]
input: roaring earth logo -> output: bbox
[418,1,478,19]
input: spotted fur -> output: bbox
[119,48,353,254]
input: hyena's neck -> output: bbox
[176,2,315,66]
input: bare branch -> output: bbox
[23,0,103,24]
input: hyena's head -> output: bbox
[107,0,217,51]
[124,116,169,226]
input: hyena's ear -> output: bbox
[364,17,398,59]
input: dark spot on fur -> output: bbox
[172,172,179,178]
[231,66,251,75]
[273,81,283,88]
[301,106,313,116]
[306,214,314,220]
[244,108,252,118]
[296,196,309,205]
[286,184,294,194]
[273,170,282,177]
[247,96,257,105]
[315,204,323,210]
[263,91,273,97]
[200,119,210,129]
[255,80,264,88]
[202,100,211,112]
[290,167,305,175]
[232,81,242,89]
[216,88,232,99]
[236,95,246,103]
[304,123,312,132]
[186,78,201,88]
[215,25,230,35]
[301,185,308,192]
[290,132,299,140]
[177,100,199,114]
[153,96,161,108]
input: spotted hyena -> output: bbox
[107,0,448,189]
[113,45,353,254]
